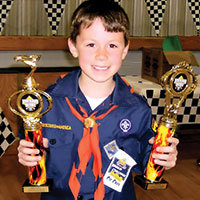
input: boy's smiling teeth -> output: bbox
[93,65,109,70]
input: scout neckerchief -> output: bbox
[66,97,118,200]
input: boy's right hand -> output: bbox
[17,139,42,167]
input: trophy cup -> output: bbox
[134,61,198,190]
[8,55,53,192]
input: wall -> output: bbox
[0,50,199,75]
[3,0,199,36]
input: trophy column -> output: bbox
[8,55,53,193]
[134,61,198,190]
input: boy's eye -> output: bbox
[109,44,117,48]
[87,43,95,47]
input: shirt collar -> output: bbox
[48,68,82,99]
[48,68,133,106]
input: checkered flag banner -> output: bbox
[0,0,14,35]
[144,0,167,36]
[146,89,200,124]
[0,107,16,157]
[43,0,67,36]
[187,0,200,35]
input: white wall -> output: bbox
[0,50,199,75]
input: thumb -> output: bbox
[43,138,49,148]
[148,137,155,144]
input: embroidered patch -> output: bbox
[103,149,137,192]
[104,140,119,160]
[119,119,131,133]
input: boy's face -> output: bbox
[68,18,129,84]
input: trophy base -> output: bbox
[22,179,53,193]
[134,175,168,190]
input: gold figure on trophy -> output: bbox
[8,55,53,192]
[135,61,198,190]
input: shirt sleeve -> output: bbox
[132,107,156,174]
[133,127,155,174]
[116,102,156,174]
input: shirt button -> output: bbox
[49,139,56,145]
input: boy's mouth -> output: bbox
[92,65,109,70]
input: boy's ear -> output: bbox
[68,38,78,58]
[122,41,129,60]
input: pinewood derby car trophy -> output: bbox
[134,61,198,190]
[8,55,53,193]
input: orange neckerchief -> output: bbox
[66,97,118,200]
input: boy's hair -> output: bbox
[70,0,130,46]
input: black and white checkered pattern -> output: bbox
[43,0,67,36]
[0,0,14,35]
[146,89,200,124]
[144,0,167,36]
[145,89,165,122]
[0,107,16,157]
[187,0,200,34]
[123,75,200,125]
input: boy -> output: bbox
[18,0,179,199]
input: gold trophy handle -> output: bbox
[8,90,25,119]
[9,55,53,123]
[14,55,40,78]
[37,90,53,118]
[135,61,198,190]
[161,62,198,95]
[160,61,198,117]
[8,89,53,123]
[9,55,53,192]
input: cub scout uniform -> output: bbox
[24,69,154,200]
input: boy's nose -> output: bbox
[95,47,108,60]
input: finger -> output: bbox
[43,138,49,149]
[153,152,177,161]
[148,137,155,144]
[153,153,169,160]
[156,146,178,154]
[154,159,176,169]
[18,145,40,155]
[167,137,179,146]
[19,139,34,148]
[18,152,41,167]
[18,152,41,162]
[19,160,38,167]
[152,152,177,169]
[18,157,38,167]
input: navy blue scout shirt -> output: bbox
[20,69,155,200]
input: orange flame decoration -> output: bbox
[25,129,47,185]
[145,124,175,182]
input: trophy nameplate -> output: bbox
[8,55,53,193]
[135,61,198,190]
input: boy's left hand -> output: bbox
[148,137,179,170]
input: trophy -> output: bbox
[134,61,198,190]
[8,55,53,192]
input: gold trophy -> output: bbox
[134,61,198,190]
[8,55,53,192]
